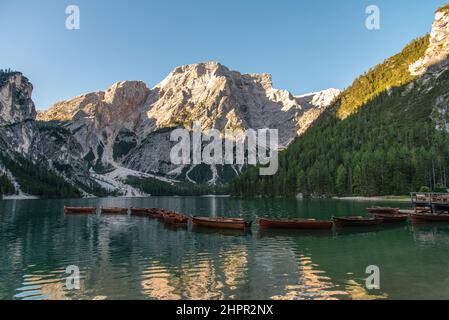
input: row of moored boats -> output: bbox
[64,206,190,227]
[65,206,252,229]
[63,206,449,231]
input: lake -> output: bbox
[0,196,448,300]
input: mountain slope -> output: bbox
[230,6,449,198]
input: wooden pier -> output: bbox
[411,192,449,214]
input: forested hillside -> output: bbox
[337,36,429,118]
[229,36,449,198]
[0,155,82,198]
[0,174,15,197]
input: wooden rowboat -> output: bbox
[101,207,128,215]
[148,208,172,219]
[192,216,252,230]
[367,207,399,215]
[64,206,96,214]
[163,213,189,226]
[147,208,163,218]
[333,216,383,227]
[410,213,449,222]
[130,208,148,216]
[258,218,333,230]
[372,213,408,223]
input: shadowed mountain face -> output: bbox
[0,72,39,156]
[0,71,93,198]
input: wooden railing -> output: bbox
[411,192,449,205]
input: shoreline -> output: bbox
[1,194,411,202]
[334,196,411,202]
[2,194,39,200]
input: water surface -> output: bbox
[1,197,448,300]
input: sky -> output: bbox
[0,0,447,109]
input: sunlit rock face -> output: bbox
[142,62,336,147]
[406,8,449,133]
[410,9,449,76]
[38,81,150,164]
[294,88,341,136]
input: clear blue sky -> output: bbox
[0,0,447,109]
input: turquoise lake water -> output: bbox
[1,196,448,300]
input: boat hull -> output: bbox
[258,218,333,230]
[367,207,399,215]
[333,216,383,227]
[101,208,128,215]
[64,206,96,214]
[148,208,169,219]
[192,217,252,230]
[163,215,189,226]
[410,213,449,222]
[130,208,148,216]
[373,213,408,223]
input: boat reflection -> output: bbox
[258,229,333,239]
[335,225,385,236]
[163,223,188,232]
[411,223,449,246]
[192,226,251,237]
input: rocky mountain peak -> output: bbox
[156,62,229,88]
[104,81,149,106]
[145,61,335,145]
[410,7,449,76]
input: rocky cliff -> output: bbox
[0,72,40,156]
